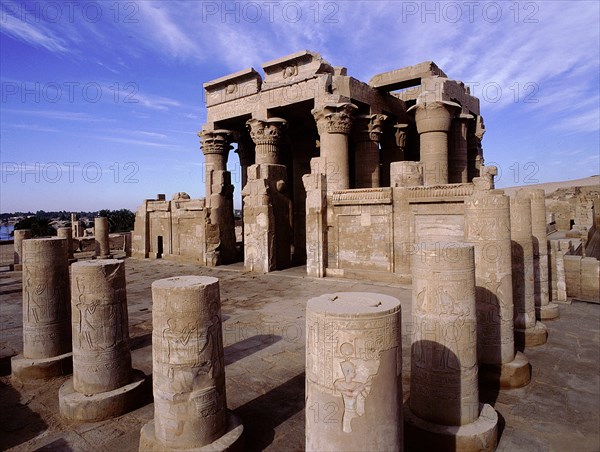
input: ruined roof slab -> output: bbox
[261,50,334,91]
[368,61,447,91]
[203,68,262,107]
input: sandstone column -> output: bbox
[94,217,111,259]
[303,159,328,278]
[246,117,288,165]
[13,229,31,271]
[139,276,243,451]
[306,292,402,451]
[235,135,255,192]
[510,191,548,347]
[379,122,406,187]
[465,189,531,389]
[59,260,146,421]
[411,101,460,186]
[312,103,357,193]
[449,114,472,183]
[467,116,485,182]
[199,128,234,201]
[405,243,498,451]
[526,189,560,320]
[353,114,387,188]
[390,161,424,188]
[57,227,75,262]
[243,118,292,272]
[11,238,72,380]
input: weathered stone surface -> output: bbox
[306,292,403,452]
[57,227,75,261]
[140,276,242,451]
[11,238,72,381]
[525,189,560,319]
[390,162,423,187]
[406,243,497,451]
[368,61,447,90]
[94,217,111,259]
[410,100,461,186]
[510,191,547,347]
[13,229,31,270]
[465,190,531,388]
[70,260,132,394]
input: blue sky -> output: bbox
[1,0,599,212]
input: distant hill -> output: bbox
[501,175,600,197]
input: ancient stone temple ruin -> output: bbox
[132,50,487,281]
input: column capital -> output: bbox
[312,102,358,135]
[409,100,461,134]
[394,123,409,149]
[198,129,234,156]
[246,117,288,146]
[353,113,388,142]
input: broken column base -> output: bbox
[11,352,72,381]
[515,321,548,347]
[59,369,147,422]
[139,411,244,452]
[537,303,560,320]
[479,351,532,389]
[404,403,498,452]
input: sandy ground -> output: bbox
[500,175,599,197]
[0,246,599,451]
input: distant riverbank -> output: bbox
[0,225,14,240]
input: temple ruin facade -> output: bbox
[132,50,490,281]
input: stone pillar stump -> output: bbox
[139,276,243,451]
[405,243,498,452]
[59,259,146,421]
[12,229,31,271]
[510,191,548,347]
[11,238,72,380]
[94,217,111,259]
[465,190,531,389]
[57,226,76,263]
[306,292,403,452]
[526,189,560,320]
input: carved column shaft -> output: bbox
[306,292,402,451]
[410,244,478,426]
[94,217,110,258]
[13,229,31,267]
[151,276,227,448]
[449,115,471,183]
[353,114,387,189]
[467,116,485,181]
[22,238,71,359]
[246,118,287,165]
[465,191,515,365]
[200,129,234,201]
[413,101,459,186]
[313,103,357,192]
[57,227,74,260]
[71,260,131,394]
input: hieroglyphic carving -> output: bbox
[306,292,402,449]
[410,244,479,427]
[71,260,131,394]
[151,276,227,448]
[332,188,392,205]
[22,238,71,360]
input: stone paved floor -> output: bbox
[0,249,599,451]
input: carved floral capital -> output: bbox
[312,103,358,135]
[246,118,288,146]
[199,129,234,156]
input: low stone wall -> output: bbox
[564,255,600,302]
[74,233,130,254]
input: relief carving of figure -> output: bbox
[334,360,373,433]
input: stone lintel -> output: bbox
[204,67,262,107]
[261,50,334,90]
[368,61,447,90]
[332,188,392,205]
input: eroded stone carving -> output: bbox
[306,292,402,451]
[139,275,243,451]
[11,238,72,381]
